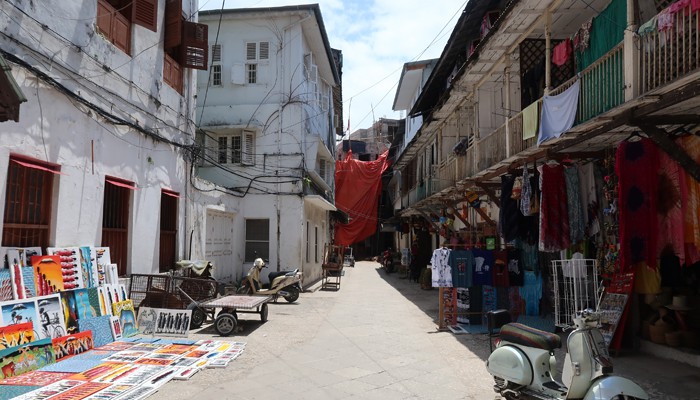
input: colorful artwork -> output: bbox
[153,344,196,356]
[46,381,111,400]
[0,384,42,399]
[112,300,138,338]
[69,362,130,382]
[104,264,118,286]
[172,366,200,380]
[0,322,35,350]
[141,366,179,387]
[95,341,135,352]
[105,350,150,363]
[0,267,13,301]
[136,307,190,337]
[36,294,68,339]
[92,364,143,384]
[110,316,122,340]
[79,246,99,288]
[77,316,114,349]
[104,364,162,386]
[47,247,85,290]
[60,291,80,335]
[0,370,72,386]
[7,249,26,300]
[83,384,135,399]
[31,255,65,295]
[14,379,86,399]
[109,385,157,400]
[21,265,36,298]
[93,247,112,287]
[52,331,95,361]
[74,288,98,319]
[0,299,40,337]
[88,288,102,317]
[97,287,110,316]
[0,338,55,379]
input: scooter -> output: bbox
[236,258,302,303]
[383,249,395,273]
[486,309,648,400]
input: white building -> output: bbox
[195,5,342,285]
[0,0,209,276]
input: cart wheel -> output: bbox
[283,287,299,303]
[260,303,268,322]
[187,303,206,329]
[215,313,237,336]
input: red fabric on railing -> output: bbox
[334,150,390,246]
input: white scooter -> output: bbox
[486,309,648,400]
[236,258,302,303]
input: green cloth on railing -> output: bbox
[522,101,539,141]
[575,0,626,72]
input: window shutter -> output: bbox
[243,130,255,165]
[96,0,113,37]
[181,21,208,70]
[231,63,245,85]
[246,42,257,60]
[112,11,131,54]
[211,44,222,62]
[259,42,269,60]
[217,136,227,164]
[319,159,326,181]
[132,0,158,32]
[164,0,182,49]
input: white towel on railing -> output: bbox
[537,80,580,146]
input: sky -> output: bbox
[199,0,468,136]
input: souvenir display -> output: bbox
[77,316,114,348]
[0,322,35,350]
[31,255,65,295]
[137,307,191,337]
[112,300,138,338]
[36,294,68,339]
[80,246,100,288]
[0,370,72,386]
[52,331,94,361]
[47,247,85,289]
[0,338,55,379]
[0,298,41,338]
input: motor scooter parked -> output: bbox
[236,258,302,303]
[486,309,648,400]
[383,248,395,273]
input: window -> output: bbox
[245,219,269,262]
[318,158,327,182]
[159,189,178,272]
[96,0,158,55]
[215,130,254,165]
[210,44,222,87]
[162,0,208,92]
[102,177,135,276]
[305,221,310,263]
[246,63,257,84]
[2,156,59,249]
[243,41,268,85]
[314,226,319,263]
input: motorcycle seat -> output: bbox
[500,322,562,351]
[268,270,295,282]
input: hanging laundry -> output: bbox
[552,38,573,66]
[656,150,685,265]
[693,0,700,12]
[578,162,601,237]
[430,247,452,287]
[657,8,674,32]
[520,166,533,216]
[669,0,691,14]
[637,15,658,36]
[616,138,659,272]
[450,249,474,288]
[472,249,494,286]
[456,287,472,324]
[564,166,585,244]
[680,136,700,263]
[539,163,571,252]
[522,101,540,141]
[537,80,581,146]
[575,19,593,51]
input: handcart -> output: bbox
[187,294,272,336]
[321,244,345,290]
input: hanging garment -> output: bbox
[539,163,571,252]
[450,249,474,288]
[472,249,494,286]
[552,39,573,66]
[576,19,593,51]
[637,15,658,37]
[508,287,524,321]
[537,80,581,145]
[482,285,497,320]
[669,0,691,14]
[500,175,523,242]
[520,166,533,216]
[564,166,585,244]
[657,8,674,32]
[507,248,524,286]
[680,136,700,259]
[431,247,453,287]
[519,240,540,274]
[456,287,472,324]
[522,101,540,141]
[656,150,685,265]
[577,162,601,236]
[694,0,700,12]
[492,250,510,287]
[519,271,543,316]
[616,138,659,272]
[496,287,509,309]
[634,262,661,294]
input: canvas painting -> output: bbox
[172,366,201,380]
[7,249,26,300]
[104,364,162,386]
[77,316,114,349]
[52,330,94,361]
[14,379,87,399]
[69,362,131,382]
[0,267,13,301]
[47,247,85,290]
[95,341,135,352]
[104,350,150,363]
[112,300,138,338]
[21,265,36,298]
[110,316,123,340]
[0,370,72,386]
[136,307,190,337]
[118,284,128,302]
[45,381,111,400]
[87,287,102,317]
[60,291,80,335]
[0,298,40,337]
[93,247,111,286]
[109,385,158,400]
[31,255,65,295]
[0,322,35,350]
[73,288,98,319]
[83,384,135,400]
[104,264,118,286]
[35,294,68,339]
[154,344,196,356]
[97,286,110,316]
[0,338,55,379]
[79,246,99,288]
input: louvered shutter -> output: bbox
[181,22,208,70]
[211,44,222,62]
[243,130,255,165]
[164,0,182,49]
[96,0,113,37]
[112,11,131,54]
[132,0,158,32]
[246,43,257,60]
[259,42,269,60]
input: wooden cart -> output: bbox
[321,244,345,290]
[194,294,273,336]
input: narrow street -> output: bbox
[154,261,700,400]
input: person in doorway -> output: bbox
[409,240,421,283]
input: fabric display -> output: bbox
[680,136,700,265]
[472,249,494,286]
[575,0,625,71]
[507,249,524,286]
[492,251,510,287]
[522,102,540,141]
[552,38,573,66]
[539,163,571,252]
[656,150,685,265]
[577,162,601,236]
[520,166,534,216]
[482,285,497,322]
[455,288,471,324]
[616,138,658,272]
[431,247,453,287]
[564,166,585,244]
[499,175,524,242]
[537,80,580,145]
[450,250,474,288]
[520,271,543,316]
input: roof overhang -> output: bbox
[0,52,27,122]
[304,194,337,211]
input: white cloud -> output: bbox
[199,0,467,134]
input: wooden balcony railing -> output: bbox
[639,3,700,94]
[477,124,507,171]
[576,42,625,123]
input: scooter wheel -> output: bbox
[284,287,299,303]
[215,313,237,336]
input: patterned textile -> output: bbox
[552,38,573,66]
[616,138,659,271]
[681,136,700,261]
[500,322,562,351]
[492,251,510,287]
[499,175,523,242]
[565,165,585,244]
[520,166,533,216]
[0,268,13,301]
[519,271,543,316]
[456,288,471,324]
[539,163,571,252]
[507,249,524,286]
[430,247,452,287]
[657,150,685,265]
[578,162,601,236]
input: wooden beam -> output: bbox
[415,209,441,233]
[445,200,472,229]
[475,182,501,208]
[475,206,497,227]
[635,115,700,125]
[637,125,700,183]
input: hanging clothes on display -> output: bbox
[508,287,524,321]
[564,165,585,244]
[430,247,452,287]
[577,162,601,236]
[450,249,474,288]
[552,38,573,66]
[500,175,523,242]
[537,80,581,145]
[507,248,524,286]
[539,163,571,252]
[456,287,471,324]
[482,285,497,320]
[616,137,659,272]
[522,101,540,141]
[472,249,494,286]
[492,250,510,287]
[680,135,700,264]
[657,150,685,265]
[520,166,533,216]
[457,286,483,325]
[519,240,539,274]
[520,271,543,316]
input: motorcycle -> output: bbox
[383,249,395,273]
[236,258,302,303]
[486,309,648,400]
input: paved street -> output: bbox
[155,261,700,400]
[156,261,495,399]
